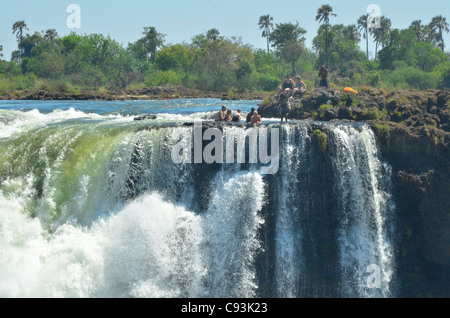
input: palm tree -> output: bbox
[370,16,391,60]
[142,26,165,63]
[422,24,438,45]
[342,25,360,43]
[12,20,29,52]
[258,14,274,53]
[11,50,21,64]
[357,14,369,60]
[409,20,425,42]
[316,4,336,68]
[430,15,449,52]
[44,29,58,42]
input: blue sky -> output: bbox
[1,0,449,60]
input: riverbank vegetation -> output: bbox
[1,5,449,96]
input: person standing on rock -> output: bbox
[279,95,290,124]
[318,66,329,88]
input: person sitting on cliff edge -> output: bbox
[232,109,242,122]
[287,75,307,98]
[251,111,262,126]
[246,107,256,123]
[278,75,295,97]
[215,105,227,121]
[225,109,233,121]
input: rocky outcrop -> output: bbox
[258,87,450,131]
[258,87,450,297]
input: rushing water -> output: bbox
[0,99,396,298]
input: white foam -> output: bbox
[0,108,127,139]
[0,190,205,298]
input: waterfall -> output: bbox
[0,110,396,298]
[329,126,395,297]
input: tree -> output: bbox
[128,27,165,63]
[206,28,221,42]
[12,20,29,58]
[342,25,360,43]
[20,31,45,58]
[44,29,58,42]
[430,15,449,52]
[370,16,391,60]
[0,45,3,59]
[412,41,449,72]
[313,24,365,74]
[189,34,255,92]
[11,50,21,64]
[422,24,438,45]
[279,40,304,76]
[155,44,194,71]
[358,14,370,59]
[378,29,417,69]
[269,22,306,50]
[409,20,426,42]
[316,4,337,68]
[259,14,274,54]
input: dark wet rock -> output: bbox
[134,114,157,121]
[324,107,339,121]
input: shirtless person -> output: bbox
[251,111,262,126]
[215,105,227,121]
[232,109,242,122]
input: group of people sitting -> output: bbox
[278,74,307,98]
[277,66,329,98]
[215,105,262,125]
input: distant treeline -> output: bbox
[1,5,449,94]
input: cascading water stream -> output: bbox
[0,106,396,298]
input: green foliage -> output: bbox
[313,130,328,153]
[2,14,450,94]
[270,22,306,49]
[155,44,193,71]
[145,70,183,86]
[0,73,50,92]
[313,24,365,74]
[441,67,450,89]
[128,27,165,63]
[387,62,439,90]
[257,73,280,91]
[362,109,381,120]
[317,104,334,119]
